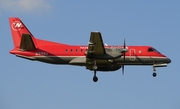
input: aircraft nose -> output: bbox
[165,58,171,64]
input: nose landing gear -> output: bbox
[153,72,157,77]
[152,66,157,77]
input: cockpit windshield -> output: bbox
[148,47,160,53]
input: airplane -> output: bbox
[9,17,171,82]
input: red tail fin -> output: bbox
[9,17,36,49]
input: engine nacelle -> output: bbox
[97,65,121,71]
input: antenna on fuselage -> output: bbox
[104,43,108,46]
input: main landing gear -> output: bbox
[93,70,98,82]
[93,60,98,82]
[152,66,157,77]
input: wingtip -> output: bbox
[92,31,100,33]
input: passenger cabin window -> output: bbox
[148,47,159,53]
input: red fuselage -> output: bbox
[10,40,171,66]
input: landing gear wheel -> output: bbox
[153,73,157,77]
[93,76,98,82]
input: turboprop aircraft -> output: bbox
[9,17,171,82]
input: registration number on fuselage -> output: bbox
[35,52,48,56]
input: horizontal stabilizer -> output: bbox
[20,34,36,50]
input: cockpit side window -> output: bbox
[148,47,159,53]
[148,48,154,52]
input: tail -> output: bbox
[9,17,36,50]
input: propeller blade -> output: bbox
[123,38,126,57]
[122,38,126,75]
[124,39,126,49]
[122,65,124,75]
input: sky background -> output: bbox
[0,0,179,109]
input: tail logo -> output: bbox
[11,21,23,31]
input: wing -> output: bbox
[86,32,106,58]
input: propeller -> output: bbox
[122,39,126,75]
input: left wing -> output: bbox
[86,32,106,58]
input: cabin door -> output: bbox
[129,49,136,61]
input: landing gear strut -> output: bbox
[93,70,98,82]
[93,60,98,82]
[93,60,97,70]
[152,66,157,77]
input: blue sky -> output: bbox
[0,0,179,109]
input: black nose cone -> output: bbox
[166,58,171,63]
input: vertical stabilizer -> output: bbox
[9,17,36,49]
